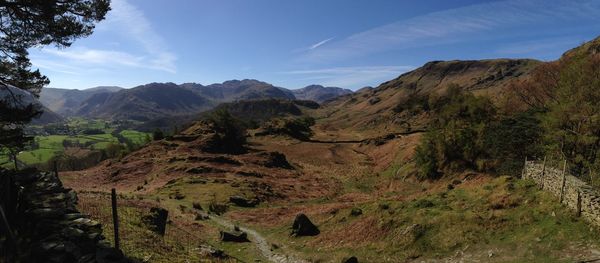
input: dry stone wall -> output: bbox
[522,160,600,227]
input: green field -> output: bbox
[1,119,150,168]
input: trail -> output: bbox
[306,129,426,144]
[209,215,309,263]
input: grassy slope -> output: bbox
[4,119,150,167]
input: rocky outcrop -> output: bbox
[219,229,249,242]
[229,196,259,207]
[1,169,129,263]
[291,213,319,237]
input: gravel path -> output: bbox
[209,215,309,263]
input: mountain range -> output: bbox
[38,80,352,122]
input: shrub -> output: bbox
[206,109,247,153]
[260,116,315,140]
[152,128,165,141]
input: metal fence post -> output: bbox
[540,156,547,190]
[111,188,120,250]
[560,159,567,203]
[522,156,528,178]
[576,190,582,217]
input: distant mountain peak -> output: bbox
[292,84,353,103]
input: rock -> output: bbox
[291,213,320,236]
[219,230,249,242]
[350,208,363,216]
[400,224,426,244]
[96,246,127,263]
[199,245,229,258]
[342,256,359,263]
[208,202,228,215]
[141,207,169,236]
[258,152,293,169]
[368,97,381,105]
[229,196,259,207]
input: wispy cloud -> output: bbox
[281,66,414,89]
[495,36,584,57]
[309,37,334,50]
[300,0,600,63]
[36,0,176,73]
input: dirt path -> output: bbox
[209,215,309,263]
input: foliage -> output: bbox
[205,109,247,153]
[414,132,440,180]
[152,128,165,141]
[415,85,496,178]
[415,85,542,179]
[483,110,543,174]
[0,0,110,166]
[542,53,600,176]
[260,116,315,140]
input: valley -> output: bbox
[3,1,600,263]
[12,36,600,262]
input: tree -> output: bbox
[543,53,600,176]
[152,128,165,141]
[415,85,496,178]
[0,0,110,168]
[206,109,247,153]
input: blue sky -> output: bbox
[28,0,600,90]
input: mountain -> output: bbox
[291,85,353,103]
[316,58,540,139]
[67,79,350,122]
[75,83,213,121]
[0,83,63,125]
[39,79,354,122]
[185,79,296,102]
[39,86,122,116]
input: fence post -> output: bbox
[53,161,59,178]
[540,156,547,190]
[111,188,120,250]
[559,159,567,203]
[576,190,582,217]
[522,156,528,178]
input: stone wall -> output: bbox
[1,169,130,263]
[522,160,600,227]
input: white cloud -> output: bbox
[281,66,414,89]
[37,0,176,73]
[106,0,176,72]
[300,0,600,63]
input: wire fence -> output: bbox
[77,191,239,263]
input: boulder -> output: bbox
[219,230,249,242]
[141,207,169,236]
[342,256,359,263]
[199,245,229,258]
[258,151,293,169]
[229,196,259,207]
[291,213,319,236]
[350,208,363,216]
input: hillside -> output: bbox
[39,86,122,116]
[314,59,540,140]
[54,37,600,262]
[292,85,353,103]
[75,83,213,121]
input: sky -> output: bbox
[28,0,600,90]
